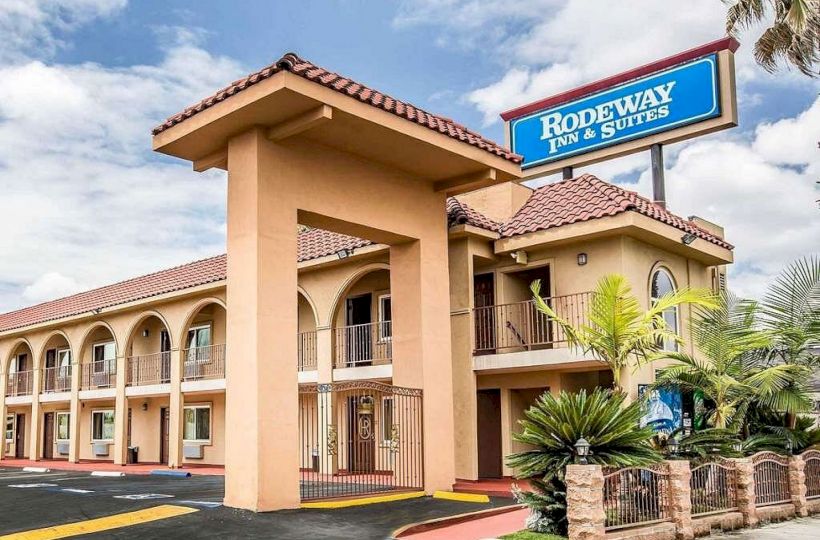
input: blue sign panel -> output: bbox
[510,54,720,169]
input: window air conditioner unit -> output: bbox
[183,444,203,459]
[92,443,110,457]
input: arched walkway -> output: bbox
[124,312,173,387]
[180,300,227,382]
[39,332,72,393]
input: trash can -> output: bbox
[127,446,139,464]
[312,448,319,472]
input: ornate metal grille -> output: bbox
[752,452,791,507]
[690,460,738,516]
[803,450,820,499]
[299,381,423,501]
[603,464,671,530]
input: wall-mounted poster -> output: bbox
[638,385,682,434]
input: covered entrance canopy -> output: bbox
[152,52,522,511]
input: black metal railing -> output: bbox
[298,331,317,371]
[802,450,820,499]
[126,352,171,386]
[690,460,738,516]
[42,366,72,393]
[603,464,671,530]
[182,344,225,381]
[334,322,392,368]
[298,381,423,501]
[752,452,791,507]
[81,360,116,390]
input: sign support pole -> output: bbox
[562,166,573,180]
[650,143,666,209]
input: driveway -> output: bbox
[710,516,820,539]
[0,466,513,539]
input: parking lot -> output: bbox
[0,467,514,539]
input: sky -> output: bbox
[0,0,817,313]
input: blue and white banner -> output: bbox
[510,54,721,169]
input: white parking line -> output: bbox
[0,472,68,480]
[8,483,59,488]
[114,493,175,500]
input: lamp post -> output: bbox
[667,435,679,458]
[575,438,590,465]
[786,438,793,456]
[732,441,743,455]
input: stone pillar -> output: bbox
[733,458,758,527]
[390,238,456,494]
[566,464,606,540]
[167,348,184,468]
[666,460,694,540]
[68,360,81,463]
[789,455,808,517]
[113,354,127,465]
[223,127,300,511]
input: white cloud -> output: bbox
[0,0,127,63]
[0,12,244,312]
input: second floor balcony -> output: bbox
[183,344,226,381]
[5,371,33,397]
[126,352,171,387]
[42,366,72,393]
[81,360,117,390]
[334,321,392,368]
[473,291,592,355]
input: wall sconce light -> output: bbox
[510,250,528,265]
[336,248,354,260]
[141,402,148,412]
[142,329,150,338]
[681,233,697,245]
[577,253,588,266]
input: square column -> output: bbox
[68,361,81,463]
[0,372,6,460]
[390,239,455,493]
[224,127,300,511]
[566,464,606,540]
[113,354,127,465]
[168,349,184,468]
[28,359,42,460]
[789,455,808,517]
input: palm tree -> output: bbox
[724,0,819,76]
[508,387,661,535]
[755,256,820,427]
[531,274,716,391]
[653,292,812,429]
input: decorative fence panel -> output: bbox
[752,452,791,507]
[298,381,423,501]
[804,450,820,500]
[690,460,738,516]
[603,464,672,530]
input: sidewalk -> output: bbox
[0,458,224,476]
[400,508,529,540]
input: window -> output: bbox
[5,414,14,443]
[650,268,679,352]
[183,405,211,443]
[57,349,71,378]
[92,342,115,372]
[378,295,392,341]
[381,397,394,443]
[56,412,70,442]
[186,325,212,363]
[91,410,115,442]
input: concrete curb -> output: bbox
[391,503,526,538]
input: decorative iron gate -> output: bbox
[752,452,791,507]
[299,381,423,501]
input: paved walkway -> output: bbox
[0,458,224,475]
[401,508,528,539]
[710,516,820,539]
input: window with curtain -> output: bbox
[381,397,393,443]
[186,325,212,363]
[93,342,115,372]
[91,410,115,441]
[650,268,679,352]
[183,405,211,443]
[5,414,14,442]
[56,412,70,441]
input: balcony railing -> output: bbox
[5,371,33,397]
[183,344,226,381]
[42,366,72,393]
[298,331,317,371]
[81,360,117,390]
[334,321,392,368]
[126,352,171,386]
[473,291,592,354]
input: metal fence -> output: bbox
[42,366,72,393]
[80,361,116,390]
[298,381,423,501]
[473,292,592,354]
[690,460,738,516]
[803,449,820,499]
[752,452,791,507]
[126,352,171,386]
[182,344,226,381]
[334,322,392,368]
[603,464,671,530]
[5,371,33,397]
[298,331,317,371]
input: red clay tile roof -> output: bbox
[152,52,521,164]
[500,174,733,249]
[0,229,374,334]
[446,197,501,232]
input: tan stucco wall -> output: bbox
[455,181,532,223]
